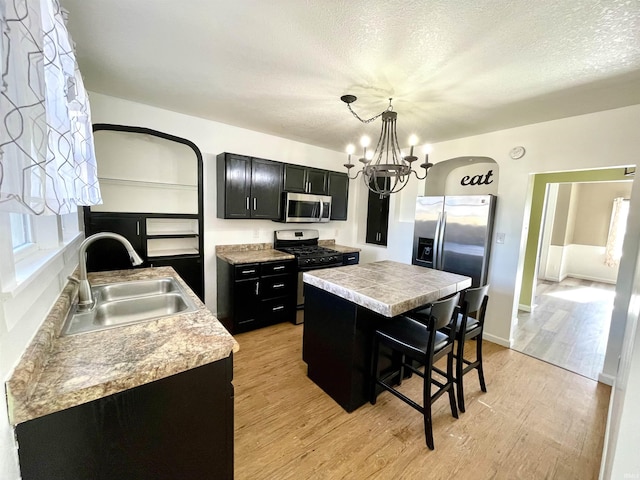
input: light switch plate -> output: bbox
[496,232,505,244]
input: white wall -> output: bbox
[88,93,360,311]
[380,104,640,357]
[600,170,640,478]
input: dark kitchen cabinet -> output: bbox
[328,171,349,220]
[284,164,328,195]
[217,258,296,333]
[365,178,390,246]
[217,153,283,220]
[15,357,234,480]
[83,211,204,301]
[84,213,145,272]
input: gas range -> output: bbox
[274,230,344,270]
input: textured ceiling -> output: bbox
[60,0,640,152]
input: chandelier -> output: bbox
[341,95,433,196]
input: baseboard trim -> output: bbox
[483,332,511,348]
[566,273,617,285]
[598,372,615,386]
[518,304,531,313]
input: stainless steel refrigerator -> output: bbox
[412,194,496,287]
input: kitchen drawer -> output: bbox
[234,263,260,280]
[261,275,296,299]
[343,252,360,265]
[261,297,296,324]
[261,260,295,276]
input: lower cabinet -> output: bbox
[15,356,234,480]
[217,258,296,333]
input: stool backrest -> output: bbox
[461,284,489,325]
[428,292,460,331]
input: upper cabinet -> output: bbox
[284,164,328,195]
[366,177,390,246]
[217,153,283,220]
[328,172,349,221]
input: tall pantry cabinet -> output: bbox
[84,124,205,300]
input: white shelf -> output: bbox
[146,218,199,236]
[99,177,197,190]
[147,247,200,258]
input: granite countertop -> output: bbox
[6,267,239,425]
[216,241,360,265]
[318,240,361,254]
[303,260,471,317]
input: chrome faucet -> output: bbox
[71,232,144,309]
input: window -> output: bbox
[10,213,32,250]
[605,198,630,267]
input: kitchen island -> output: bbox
[302,260,471,412]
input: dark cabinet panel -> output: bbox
[251,158,283,219]
[149,256,204,301]
[217,153,282,220]
[306,168,328,195]
[283,164,328,195]
[217,258,296,333]
[365,178,390,246]
[84,214,144,272]
[283,164,307,193]
[217,153,252,219]
[15,357,234,480]
[328,172,349,220]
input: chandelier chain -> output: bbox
[345,98,394,124]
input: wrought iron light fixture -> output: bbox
[341,95,433,196]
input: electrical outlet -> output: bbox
[496,232,505,244]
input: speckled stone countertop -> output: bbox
[318,240,361,254]
[216,243,294,264]
[303,260,471,317]
[6,267,239,425]
[216,241,360,265]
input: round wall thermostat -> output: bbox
[509,146,526,159]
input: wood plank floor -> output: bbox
[513,278,614,380]
[232,321,610,480]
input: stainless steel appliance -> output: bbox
[274,229,343,318]
[412,194,496,287]
[280,192,332,223]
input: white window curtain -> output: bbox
[0,0,101,216]
[604,197,629,267]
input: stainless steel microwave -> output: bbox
[280,192,331,223]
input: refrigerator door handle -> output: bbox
[433,212,443,269]
[438,211,447,269]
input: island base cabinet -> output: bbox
[303,285,397,413]
[15,356,234,480]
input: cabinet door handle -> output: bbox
[255,281,260,296]
[347,256,355,261]
[272,305,284,312]
[273,283,285,288]
[273,265,285,271]
[242,269,256,274]
[246,197,250,210]
[136,221,140,236]
[253,197,257,210]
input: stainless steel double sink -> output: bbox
[61,277,198,336]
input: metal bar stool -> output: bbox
[370,293,462,449]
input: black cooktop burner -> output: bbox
[279,246,338,258]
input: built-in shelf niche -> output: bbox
[93,129,198,214]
